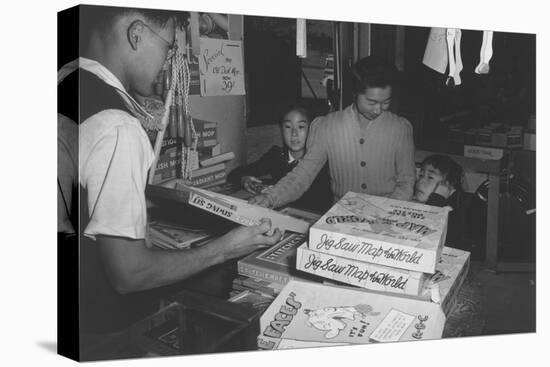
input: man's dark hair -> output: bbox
[79,5,188,44]
[421,154,464,192]
[350,55,399,95]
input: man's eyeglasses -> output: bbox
[143,22,176,59]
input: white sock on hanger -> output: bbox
[446,28,457,87]
[475,30,494,74]
[453,29,463,85]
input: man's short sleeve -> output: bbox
[79,110,154,240]
[58,114,78,234]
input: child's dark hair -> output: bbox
[421,154,464,192]
[279,103,313,124]
[351,55,399,95]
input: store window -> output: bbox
[300,20,334,102]
[244,16,334,127]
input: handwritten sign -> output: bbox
[199,38,245,96]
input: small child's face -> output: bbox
[414,164,444,203]
[281,110,309,153]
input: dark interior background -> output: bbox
[242,18,536,263]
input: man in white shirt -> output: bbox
[61,6,281,332]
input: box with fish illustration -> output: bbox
[308,193,450,273]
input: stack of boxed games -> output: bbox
[236,232,307,288]
[231,232,300,302]
[151,137,182,185]
[186,119,232,189]
[322,245,471,317]
[256,193,472,348]
[147,221,213,250]
[153,118,237,189]
[185,163,228,189]
[416,246,471,316]
[295,192,451,297]
[230,208,323,302]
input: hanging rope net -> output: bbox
[170,40,198,180]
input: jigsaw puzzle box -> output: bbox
[308,192,450,273]
[57,1,536,364]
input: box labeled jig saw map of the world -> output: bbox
[308,193,450,274]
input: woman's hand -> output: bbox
[248,193,275,208]
[241,176,264,194]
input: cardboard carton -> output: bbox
[238,233,307,286]
[176,184,311,234]
[323,247,471,317]
[296,243,427,296]
[308,192,449,273]
[258,280,445,350]
[423,247,471,316]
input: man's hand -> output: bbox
[220,218,282,261]
[248,193,275,208]
[96,218,281,294]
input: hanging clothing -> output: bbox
[475,31,494,74]
[423,28,495,85]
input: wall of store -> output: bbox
[190,94,246,171]
[189,15,246,172]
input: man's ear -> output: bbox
[127,20,145,51]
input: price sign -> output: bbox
[199,38,245,96]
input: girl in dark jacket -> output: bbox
[228,105,332,213]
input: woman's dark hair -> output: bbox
[351,55,400,95]
[421,154,464,192]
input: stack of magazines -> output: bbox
[148,221,213,250]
